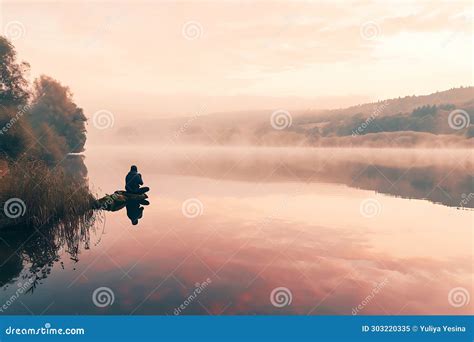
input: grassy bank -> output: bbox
[0,159,96,230]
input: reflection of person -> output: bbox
[125,165,150,194]
[126,200,144,225]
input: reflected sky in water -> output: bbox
[0,147,472,315]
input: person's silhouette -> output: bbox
[125,165,150,194]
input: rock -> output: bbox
[93,190,149,211]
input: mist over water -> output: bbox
[87,145,474,209]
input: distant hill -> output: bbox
[299,86,474,120]
[292,87,474,141]
[96,87,473,148]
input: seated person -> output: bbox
[125,165,150,194]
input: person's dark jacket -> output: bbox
[125,170,143,193]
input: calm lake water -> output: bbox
[1,146,472,315]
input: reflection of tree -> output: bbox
[0,238,24,287]
[168,154,473,209]
[346,164,474,208]
[0,156,101,289]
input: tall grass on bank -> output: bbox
[0,159,96,229]
[0,159,103,287]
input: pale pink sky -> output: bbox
[0,0,472,116]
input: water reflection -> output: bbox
[97,191,150,225]
[0,213,97,289]
[0,156,99,290]
[135,147,473,209]
[0,147,471,315]
[126,199,149,225]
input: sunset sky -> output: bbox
[0,0,472,116]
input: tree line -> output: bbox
[0,36,87,165]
